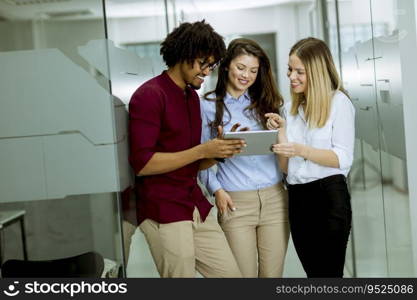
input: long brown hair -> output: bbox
[204,38,283,133]
[289,37,348,128]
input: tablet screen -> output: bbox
[223,130,278,156]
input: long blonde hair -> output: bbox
[289,37,347,128]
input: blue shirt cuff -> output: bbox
[208,180,222,196]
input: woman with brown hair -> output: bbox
[266,37,355,277]
[199,38,289,277]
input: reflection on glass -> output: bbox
[332,0,389,277]
[370,0,413,277]
[0,0,125,276]
[105,0,167,278]
[329,0,415,277]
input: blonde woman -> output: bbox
[266,37,355,277]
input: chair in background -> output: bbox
[1,251,104,278]
[0,210,28,265]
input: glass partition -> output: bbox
[330,0,417,277]
[104,0,167,278]
[328,0,389,277]
[0,0,127,277]
[369,0,414,277]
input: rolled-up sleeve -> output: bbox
[331,96,355,171]
[198,101,222,195]
[128,87,162,175]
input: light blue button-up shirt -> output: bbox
[199,92,283,194]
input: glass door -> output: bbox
[369,0,414,277]
[0,0,127,277]
[333,0,389,277]
[331,0,417,277]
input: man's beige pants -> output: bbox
[219,183,290,277]
[139,208,242,278]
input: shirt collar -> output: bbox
[297,104,306,122]
[225,91,251,105]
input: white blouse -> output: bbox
[285,90,355,185]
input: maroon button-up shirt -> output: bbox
[129,72,213,225]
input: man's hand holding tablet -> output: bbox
[224,126,279,155]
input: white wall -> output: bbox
[185,4,299,101]
[334,0,395,26]
[0,20,33,51]
[107,2,319,102]
[398,0,417,276]
[107,15,167,45]
[32,19,105,71]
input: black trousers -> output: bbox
[288,174,352,278]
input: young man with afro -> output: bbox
[129,20,244,278]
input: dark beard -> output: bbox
[188,83,201,90]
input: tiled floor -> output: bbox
[126,153,415,278]
[347,142,415,277]
[126,184,306,278]
[126,227,306,278]
[349,184,414,277]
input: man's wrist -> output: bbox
[196,143,207,159]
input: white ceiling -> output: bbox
[0,0,312,21]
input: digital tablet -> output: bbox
[223,130,278,156]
